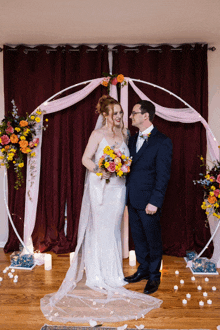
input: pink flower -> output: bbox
[107,162,116,172]
[1,135,10,145]
[29,141,35,148]
[115,149,122,157]
[216,174,220,184]
[214,189,220,197]
[121,165,128,173]
[111,77,118,85]
[103,76,110,83]
[7,121,11,126]
[33,138,39,145]
[6,126,14,134]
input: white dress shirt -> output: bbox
[136,125,154,152]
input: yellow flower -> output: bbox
[0,156,4,160]
[111,154,116,159]
[45,118,49,122]
[115,165,119,171]
[0,138,1,144]
[11,148,16,152]
[30,152,36,157]
[117,170,123,177]
[20,136,26,140]
[211,186,216,190]
[30,116,35,120]
[209,191,214,196]
[8,153,14,157]
[207,205,212,208]
[36,109,42,115]
[210,179,214,182]
[205,211,209,215]
[118,162,122,168]
[7,157,13,161]
[35,117,41,123]
[218,194,220,198]
[13,161,16,164]
[121,155,126,160]
[200,156,204,160]
[104,162,110,168]
[96,173,103,177]
[201,204,206,210]
[214,203,219,208]
[34,143,37,147]
[18,163,24,168]
[205,174,210,179]
[1,163,4,166]
[103,146,111,154]
[213,213,218,217]
[15,127,21,132]
[1,148,5,152]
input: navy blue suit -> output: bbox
[126,127,172,281]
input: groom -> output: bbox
[124,100,173,294]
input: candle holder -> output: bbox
[44,254,52,270]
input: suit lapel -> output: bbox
[132,127,158,164]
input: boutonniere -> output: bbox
[140,132,151,141]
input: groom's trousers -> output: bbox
[128,202,162,282]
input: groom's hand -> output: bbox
[145,203,158,215]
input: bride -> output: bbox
[40,95,162,323]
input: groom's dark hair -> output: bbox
[137,100,155,122]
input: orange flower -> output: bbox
[19,120,28,127]
[5,145,10,151]
[19,140,28,148]
[98,157,105,167]
[208,195,217,204]
[127,167,130,173]
[21,147,31,154]
[10,134,19,144]
[102,80,108,87]
[117,74,124,83]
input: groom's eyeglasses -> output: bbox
[131,111,142,116]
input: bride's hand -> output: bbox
[101,170,111,180]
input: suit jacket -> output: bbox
[126,127,173,210]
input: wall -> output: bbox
[0,43,220,247]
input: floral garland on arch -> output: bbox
[194,156,220,220]
[0,100,48,189]
[101,73,127,94]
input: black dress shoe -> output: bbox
[124,271,150,283]
[144,280,160,294]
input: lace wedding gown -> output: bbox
[40,137,162,323]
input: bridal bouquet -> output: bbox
[96,145,132,183]
[194,156,220,220]
[0,100,47,189]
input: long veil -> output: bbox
[40,114,162,324]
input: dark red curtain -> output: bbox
[113,44,212,257]
[4,44,109,253]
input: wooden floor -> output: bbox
[0,249,219,330]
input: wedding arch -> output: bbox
[4,77,220,266]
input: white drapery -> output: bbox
[22,77,219,263]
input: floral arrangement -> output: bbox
[101,73,127,94]
[96,145,132,183]
[194,156,220,220]
[0,100,47,189]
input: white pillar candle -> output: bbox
[160,260,163,271]
[207,299,212,305]
[182,299,187,305]
[44,254,52,270]
[70,252,75,265]
[197,285,202,290]
[191,276,195,281]
[204,277,209,282]
[199,300,204,306]
[174,285,178,290]
[186,293,191,299]
[129,250,136,267]
[203,292,208,297]
[180,279,184,284]
[212,286,216,291]
[175,270,179,275]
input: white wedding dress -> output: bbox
[40,136,162,323]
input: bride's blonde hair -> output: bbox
[96,95,124,136]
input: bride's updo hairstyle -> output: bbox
[96,95,124,135]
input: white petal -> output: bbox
[117,324,128,330]
[186,260,192,268]
[135,325,144,329]
[89,320,97,327]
